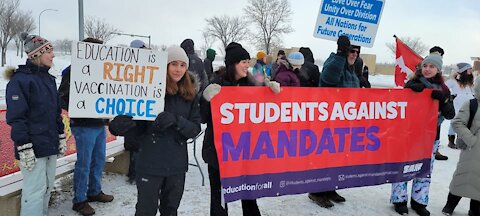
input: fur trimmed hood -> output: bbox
[3,67,16,80]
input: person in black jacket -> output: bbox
[58,37,113,216]
[390,54,455,216]
[181,39,209,92]
[351,46,371,88]
[5,33,66,216]
[201,42,280,216]
[109,45,201,216]
[298,47,320,87]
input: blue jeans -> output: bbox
[72,126,106,203]
[20,155,57,216]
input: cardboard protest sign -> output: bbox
[69,42,167,120]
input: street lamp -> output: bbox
[111,32,151,48]
[39,9,58,36]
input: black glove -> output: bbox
[154,112,177,132]
[109,115,136,136]
[406,83,425,92]
[431,90,446,102]
[336,35,351,57]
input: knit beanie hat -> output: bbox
[206,48,216,61]
[167,46,189,68]
[256,51,266,60]
[180,39,195,54]
[130,39,146,48]
[287,52,304,66]
[21,33,53,59]
[422,54,443,71]
[453,62,472,73]
[351,45,361,54]
[224,42,250,66]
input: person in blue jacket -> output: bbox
[5,33,66,216]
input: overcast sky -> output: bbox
[19,0,480,65]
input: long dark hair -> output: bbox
[456,72,474,88]
[166,66,196,101]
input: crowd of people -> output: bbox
[3,32,479,216]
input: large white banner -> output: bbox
[313,0,385,47]
[69,42,167,120]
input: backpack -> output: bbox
[457,98,478,150]
[467,98,478,129]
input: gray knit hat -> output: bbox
[167,45,189,68]
[453,62,472,73]
[422,54,443,71]
[20,33,53,59]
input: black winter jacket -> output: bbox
[5,60,64,159]
[110,93,201,176]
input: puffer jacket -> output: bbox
[5,60,64,159]
[109,73,201,176]
[449,80,480,201]
[319,53,360,88]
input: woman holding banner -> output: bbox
[5,33,66,216]
[200,42,280,216]
[391,54,455,216]
[109,45,201,216]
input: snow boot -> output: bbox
[327,190,346,203]
[448,135,457,149]
[72,201,95,216]
[442,205,454,215]
[411,199,430,216]
[393,201,408,215]
[308,193,334,208]
[435,150,448,160]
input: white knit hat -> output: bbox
[167,46,189,68]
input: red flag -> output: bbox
[394,37,423,87]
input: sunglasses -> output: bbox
[349,49,359,54]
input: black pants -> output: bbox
[135,173,186,216]
[445,192,480,215]
[208,165,261,216]
[127,151,138,180]
[310,191,334,197]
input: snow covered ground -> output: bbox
[48,121,469,216]
[0,50,470,215]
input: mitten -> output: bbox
[109,115,136,136]
[406,83,425,92]
[336,35,351,57]
[265,78,281,93]
[17,143,36,171]
[203,84,221,101]
[431,90,446,102]
[154,111,177,132]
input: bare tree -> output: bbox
[0,0,20,66]
[203,15,249,51]
[244,0,293,54]
[199,31,215,58]
[13,10,36,58]
[84,16,119,43]
[53,39,73,55]
[386,36,429,58]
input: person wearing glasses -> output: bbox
[310,36,359,209]
[318,35,360,88]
